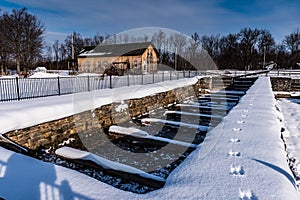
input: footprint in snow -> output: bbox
[230,138,240,143]
[237,120,245,124]
[233,128,242,132]
[228,150,241,157]
[241,114,248,118]
[230,165,245,176]
[239,189,257,200]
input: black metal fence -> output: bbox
[0,71,201,102]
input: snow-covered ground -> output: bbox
[0,77,198,134]
[277,98,300,188]
[0,77,299,199]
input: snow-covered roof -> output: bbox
[78,42,157,58]
[34,66,47,72]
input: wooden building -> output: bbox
[77,42,158,75]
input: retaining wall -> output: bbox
[5,78,208,150]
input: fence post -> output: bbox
[170,71,172,80]
[127,74,130,86]
[109,75,112,89]
[88,76,90,91]
[162,71,164,82]
[141,74,144,85]
[57,76,61,95]
[16,77,20,101]
[152,72,155,84]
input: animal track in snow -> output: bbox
[230,165,245,176]
[241,114,248,118]
[239,189,255,200]
[228,150,241,157]
[243,109,249,113]
[237,120,245,124]
[230,138,240,143]
[233,128,242,132]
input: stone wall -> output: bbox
[5,78,207,150]
[270,77,291,91]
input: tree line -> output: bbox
[1,8,300,75]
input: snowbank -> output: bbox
[0,77,198,134]
[55,147,166,183]
[141,118,209,131]
[0,77,299,199]
[29,72,66,78]
[277,98,300,187]
[109,125,197,148]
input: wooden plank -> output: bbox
[55,147,166,189]
[109,125,197,149]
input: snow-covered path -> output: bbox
[0,77,299,199]
[145,77,299,199]
[277,98,300,188]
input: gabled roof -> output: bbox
[78,42,158,58]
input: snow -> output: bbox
[164,110,223,119]
[0,75,18,79]
[277,98,300,187]
[29,72,66,78]
[0,77,198,134]
[115,100,128,112]
[55,147,166,183]
[210,89,245,95]
[79,52,112,57]
[0,76,299,199]
[141,118,210,131]
[176,103,229,111]
[109,125,197,148]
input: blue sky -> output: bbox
[1,0,299,44]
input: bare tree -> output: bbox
[284,30,300,67]
[151,30,166,53]
[65,32,84,70]
[92,33,104,46]
[188,32,200,59]
[238,28,260,69]
[59,43,67,62]
[284,30,300,53]
[3,8,44,74]
[53,40,59,70]
[45,44,53,70]
[200,34,220,60]
[0,12,11,74]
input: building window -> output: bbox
[134,60,137,68]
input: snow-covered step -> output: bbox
[165,110,224,119]
[176,103,229,111]
[55,146,166,188]
[204,94,241,99]
[198,96,240,102]
[210,90,246,95]
[141,118,210,131]
[108,125,197,149]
